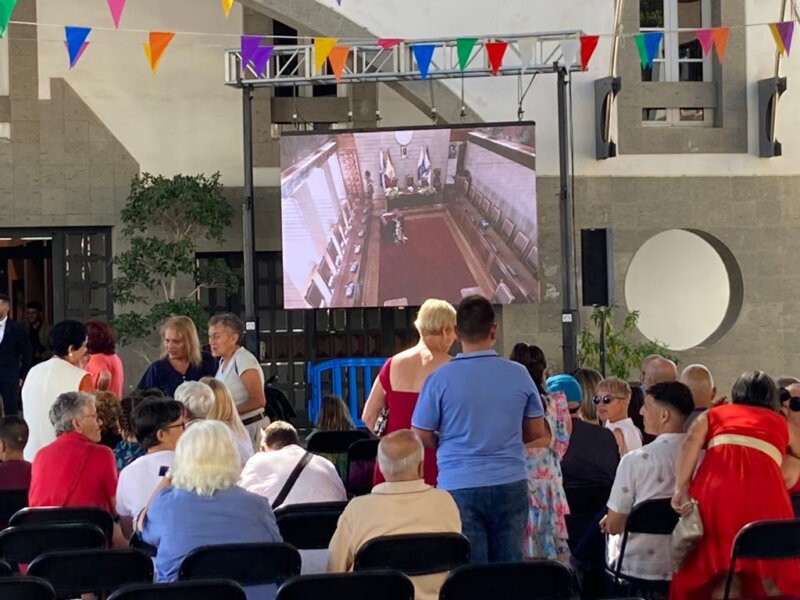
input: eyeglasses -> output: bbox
[163,422,186,432]
[780,388,800,413]
[592,394,624,405]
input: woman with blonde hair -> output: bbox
[594,376,642,455]
[572,367,602,423]
[137,316,217,397]
[138,420,281,599]
[200,377,254,467]
[362,298,456,486]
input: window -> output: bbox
[643,107,714,126]
[640,0,711,83]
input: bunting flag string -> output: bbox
[411,44,435,79]
[143,31,175,73]
[633,31,663,70]
[220,0,234,18]
[314,37,337,73]
[106,0,125,30]
[579,35,599,71]
[769,21,795,56]
[456,37,477,72]
[485,40,508,75]
[0,0,16,38]
[65,26,91,68]
[327,45,349,81]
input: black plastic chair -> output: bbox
[0,558,11,577]
[27,548,153,599]
[791,493,800,518]
[353,533,470,576]
[0,488,28,528]
[10,506,115,540]
[606,498,678,592]
[0,576,56,600]
[276,570,415,600]
[345,439,379,497]
[107,579,247,600]
[722,518,800,600]
[306,430,371,455]
[439,561,579,600]
[275,501,348,550]
[178,542,301,588]
[0,523,106,570]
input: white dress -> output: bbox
[604,417,643,455]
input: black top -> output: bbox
[561,417,620,488]
[137,352,218,397]
[0,319,32,379]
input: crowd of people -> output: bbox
[1,289,800,598]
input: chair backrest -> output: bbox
[791,493,800,518]
[346,439,379,497]
[732,518,800,560]
[107,579,247,600]
[27,548,153,599]
[11,506,114,540]
[614,498,678,580]
[0,523,106,568]
[439,561,579,600]
[0,576,56,600]
[0,558,11,577]
[274,501,348,550]
[0,488,28,528]
[178,542,301,586]
[353,533,470,576]
[306,430,371,455]
[276,570,415,600]
[564,484,612,515]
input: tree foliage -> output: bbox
[111,172,239,346]
[578,305,679,379]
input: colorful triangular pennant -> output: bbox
[328,46,349,81]
[769,21,795,56]
[560,39,580,69]
[106,0,125,29]
[240,35,263,70]
[252,45,273,77]
[144,31,175,73]
[377,38,403,50]
[695,28,714,57]
[0,0,17,38]
[485,40,508,75]
[633,31,663,69]
[65,26,91,69]
[456,37,477,72]
[221,0,234,18]
[412,44,435,79]
[518,38,535,69]
[314,37,338,73]
[711,27,729,63]
[580,35,599,71]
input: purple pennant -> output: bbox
[777,21,795,55]
[252,45,273,77]
[240,35,263,69]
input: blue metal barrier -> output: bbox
[307,357,387,427]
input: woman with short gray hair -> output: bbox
[174,380,215,422]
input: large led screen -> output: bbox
[280,122,539,309]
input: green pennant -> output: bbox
[633,33,647,69]
[0,0,17,37]
[456,37,478,72]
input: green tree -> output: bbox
[578,305,679,379]
[111,172,239,346]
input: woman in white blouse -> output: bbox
[593,377,642,456]
[207,314,268,451]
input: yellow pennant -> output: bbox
[221,0,234,18]
[314,37,338,73]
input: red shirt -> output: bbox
[29,432,117,513]
[0,460,31,490]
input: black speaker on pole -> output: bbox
[581,228,614,307]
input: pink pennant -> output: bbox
[695,28,713,57]
[107,0,125,29]
[377,38,403,50]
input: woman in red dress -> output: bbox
[361,299,456,487]
[670,371,800,599]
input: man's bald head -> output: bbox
[377,429,424,482]
[643,357,678,387]
[680,364,716,409]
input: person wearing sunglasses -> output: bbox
[594,377,642,456]
[780,382,800,496]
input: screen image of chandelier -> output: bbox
[279,122,539,309]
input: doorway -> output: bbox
[0,236,53,324]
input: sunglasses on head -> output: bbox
[780,388,800,412]
[592,394,622,405]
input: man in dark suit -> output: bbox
[0,294,32,417]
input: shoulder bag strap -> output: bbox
[272,451,313,510]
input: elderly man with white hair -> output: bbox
[173,380,215,422]
[328,429,461,600]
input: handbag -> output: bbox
[670,498,704,571]
[374,406,389,436]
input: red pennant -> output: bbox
[377,38,403,50]
[580,35,599,71]
[485,40,508,75]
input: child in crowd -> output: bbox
[0,415,32,490]
[95,390,123,450]
[308,394,354,478]
[114,390,157,470]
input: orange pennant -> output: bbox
[485,40,508,75]
[328,46,349,81]
[711,27,729,63]
[144,31,175,73]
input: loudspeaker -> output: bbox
[581,228,614,307]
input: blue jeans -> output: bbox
[449,479,528,564]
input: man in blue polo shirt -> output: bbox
[412,295,546,563]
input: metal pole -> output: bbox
[599,308,606,377]
[242,85,258,355]
[557,66,578,373]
